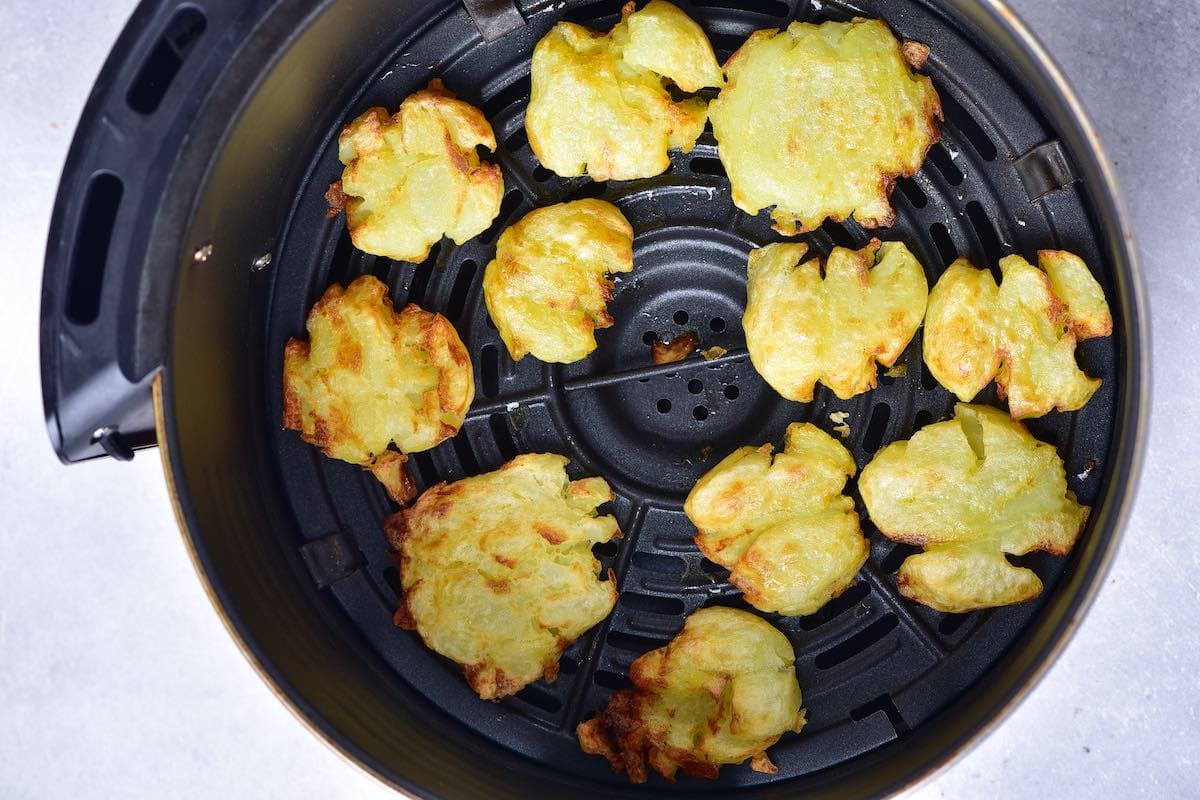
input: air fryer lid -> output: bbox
[40,0,1145,797]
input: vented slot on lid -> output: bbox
[126,7,207,114]
[65,172,123,325]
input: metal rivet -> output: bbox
[252,252,273,272]
[193,242,213,262]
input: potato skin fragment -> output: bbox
[334,79,503,262]
[859,403,1089,613]
[684,423,868,616]
[923,251,1111,419]
[710,18,941,234]
[526,0,723,181]
[386,454,620,700]
[282,275,473,502]
[576,607,805,783]
[483,199,634,363]
[743,239,928,402]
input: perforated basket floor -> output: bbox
[264,0,1118,789]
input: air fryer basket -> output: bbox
[40,0,1145,797]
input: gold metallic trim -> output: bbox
[152,372,416,798]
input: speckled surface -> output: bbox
[0,1,1195,797]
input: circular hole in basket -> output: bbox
[657,399,672,414]
[724,385,739,400]
[710,316,726,332]
[643,331,658,345]
[673,310,689,324]
[688,379,703,394]
[693,405,709,421]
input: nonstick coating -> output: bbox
[145,0,1140,796]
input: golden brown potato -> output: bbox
[684,423,868,616]
[333,79,503,262]
[526,0,723,180]
[577,607,805,783]
[709,18,941,234]
[859,403,1089,613]
[923,251,1112,419]
[283,275,473,503]
[743,239,928,402]
[385,454,620,700]
[482,200,634,363]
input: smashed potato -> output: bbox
[577,607,804,783]
[923,251,1112,419]
[482,200,634,363]
[743,240,928,402]
[526,0,723,180]
[385,454,620,700]
[283,275,473,502]
[859,403,1089,612]
[684,423,867,616]
[709,18,941,234]
[332,79,503,262]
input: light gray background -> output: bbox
[1,0,1195,797]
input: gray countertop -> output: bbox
[1,0,1195,796]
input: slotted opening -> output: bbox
[125,7,207,114]
[406,242,439,305]
[690,156,726,177]
[592,540,619,559]
[938,612,972,636]
[381,566,401,597]
[940,93,998,161]
[445,259,477,320]
[814,614,899,669]
[481,191,525,244]
[631,551,685,576]
[565,0,626,24]
[606,630,667,655]
[896,177,928,208]
[822,219,857,249]
[411,451,438,488]
[65,172,123,325]
[594,669,632,690]
[453,432,480,475]
[930,222,957,268]
[691,0,789,17]
[709,32,747,57]
[881,542,921,574]
[488,413,518,461]
[797,581,871,631]
[515,684,562,713]
[966,200,1004,266]
[620,593,686,616]
[850,693,911,735]
[928,144,964,185]
[480,344,500,397]
[700,558,730,578]
[532,164,553,182]
[913,409,933,429]
[327,226,357,286]
[481,73,531,119]
[862,403,892,453]
[504,127,528,153]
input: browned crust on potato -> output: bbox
[651,331,700,364]
[324,179,348,218]
[901,39,931,70]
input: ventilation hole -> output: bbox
[700,558,730,577]
[631,551,685,576]
[65,172,124,325]
[938,612,972,636]
[480,191,524,244]
[881,543,921,574]
[452,433,480,475]
[592,540,619,559]
[797,581,871,631]
[571,180,607,201]
[382,566,401,596]
[370,257,396,283]
[821,219,857,249]
[692,406,709,421]
[481,74,531,120]
[406,243,439,305]
[709,32,746,58]
[481,344,500,397]
[862,403,892,454]
[515,684,562,713]
[532,164,553,182]
[814,614,899,669]
[687,379,703,394]
[940,93,998,161]
[849,693,910,735]
[691,0,788,16]
[709,316,726,333]
[896,177,927,208]
[488,414,518,461]
[594,669,633,690]
[559,655,578,675]
[966,201,1004,267]
[504,127,528,153]
[327,226,357,286]
[928,144,964,186]
[914,409,933,429]
[125,7,207,114]
[565,0,626,24]
[656,398,672,413]
[621,593,686,616]
[411,451,438,487]
[929,222,957,269]
[485,314,496,330]
[445,260,478,320]
[723,385,739,400]
[643,331,659,346]
[673,310,689,324]
[689,156,726,177]
[607,630,667,655]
